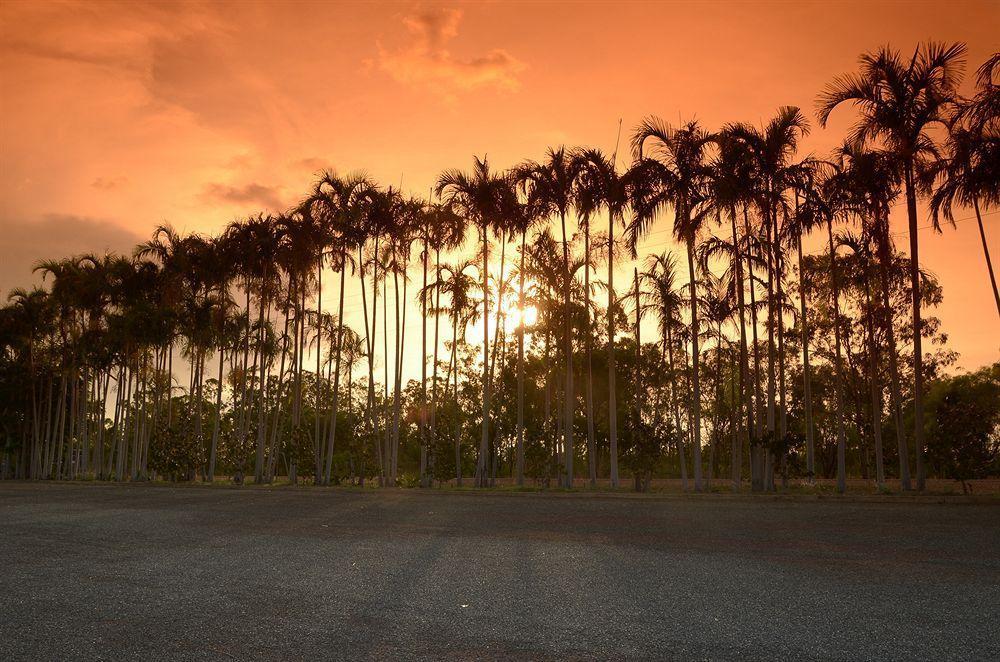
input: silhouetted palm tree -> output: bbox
[631,118,715,491]
[573,147,630,487]
[437,157,508,487]
[515,148,581,487]
[818,41,967,490]
[644,251,689,489]
[926,95,1000,317]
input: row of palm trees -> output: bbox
[1,42,996,491]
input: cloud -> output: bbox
[377,8,525,97]
[0,214,143,297]
[201,182,285,211]
[293,157,334,174]
[91,176,128,190]
[0,38,142,73]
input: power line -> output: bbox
[634,209,997,254]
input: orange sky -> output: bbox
[1,0,998,372]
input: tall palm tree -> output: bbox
[699,270,737,487]
[313,173,371,484]
[437,157,508,487]
[927,105,1000,317]
[838,229,886,487]
[644,251,689,489]
[820,160,853,494]
[499,180,542,486]
[784,162,827,483]
[515,148,581,487]
[419,202,466,485]
[631,118,715,491]
[830,144,912,489]
[573,147,630,487]
[436,258,479,485]
[706,131,757,489]
[818,41,968,490]
[724,107,810,464]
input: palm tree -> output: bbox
[382,191,421,485]
[927,88,1000,317]
[202,236,237,483]
[631,118,715,491]
[573,147,630,488]
[499,180,542,486]
[706,131,757,489]
[724,108,810,465]
[818,41,968,490]
[644,251,689,489]
[784,162,826,483]
[515,148,580,487]
[437,157,508,487]
[700,270,737,487]
[838,229,886,487]
[820,159,853,493]
[437,258,479,485]
[418,202,466,485]
[313,173,371,484]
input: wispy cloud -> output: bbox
[376,8,525,97]
[292,156,334,174]
[201,182,285,211]
[91,176,128,190]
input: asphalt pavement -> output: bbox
[1,483,998,660]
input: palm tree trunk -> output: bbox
[862,271,885,488]
[764,210,776,491]
[743,207,763,490]
[430,248,442,484]
[972,196,1000,319]
[560,211,574,488]
[584,224,596,488]
[208,346,223,482]
[166,341,174,429]
[391,265,402,484]
[516,232,526,485]
[827,218,848,494]
[607,212,619,488]
[420,238,429,487]
[393,267,408,482]
[776,219,788,442]
[685,236,703,491]
[266,304,292,482]
[796,232,816,482]
[96,371,109,480]
[476,223,491,488]
[253,295,269,483]
[382,275,390,484]
[314,253,323,482]
[904,164,925,491]
[875,223,910,490]
[451,316,462,486]
[665,323,688,490]
[775,228,788,488]
[324,253,348,485]
[731,209,749,491]
[633,267,642,484]
[237,287,251,474]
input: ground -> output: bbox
[1,484,998,661]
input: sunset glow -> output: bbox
[1,1,997,371]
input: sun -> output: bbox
[506,304,537,331]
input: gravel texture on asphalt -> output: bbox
[1,483,998,661]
